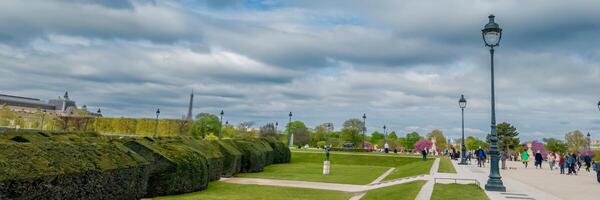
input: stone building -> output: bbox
[0,91,102,117]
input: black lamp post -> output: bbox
[154,108,160,138]
[362,113,367,149]
[288,112,293,146]
[275,121,278,134]
[40,110,47,131]
[383,125,387,144]
[458,95,468,165]
[588,132,591,150]
[219,110,224,139]
[482,14,506,192]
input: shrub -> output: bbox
[211,140,242,177]
[122,138,209,197]
[261,137,291,163]
[0,141,150,200]
[232,139,269,173]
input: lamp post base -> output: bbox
[485,179,506,192]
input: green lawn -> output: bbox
[155,182,351,200]
[431,183,490,200]
[240,152,434,184]
[362,180,426,200]
[237,162,389,184]
[383,159,434,181]
[437,157,457,173]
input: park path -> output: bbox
[414,157,440,200]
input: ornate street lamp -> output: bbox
[383,125,387,144]
[275,121,278,133]
[154,108,160,137]
[362,113,367,149]
[458,95,468,165]
[482,14,506,192]
[288,112,293,146]
[588,132,591,150]
[219,110,224,139]
[597,100,600,111]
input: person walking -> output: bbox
[554,152,561,170]
[584,153,592,172]
[421,148,427,160]
[521,149,530,168]
[559,154,565,174]
[548,152,555,171]
[476,147,486,168]
[535,150,543,169]
[501,151,508,170]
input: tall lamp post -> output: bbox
[458,95,468,165]
[288,112,293,146]
[383,125,387,145]
[588,132,591,150]
[275,121,279,134]
[219,110,224,139]
[154,108,160,137]
[482,14,506,192]
[362,113,367,149]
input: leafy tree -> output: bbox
[388,131,398,140]
[565,130,587,152]
[192,113,221,138]
[399,132,422,151]
[310,124,328,146]
[287,121,309,146]
[544,138,568,153]
[370,131,385,141]
[496,122,520,153]
[341,118,364,147]
[259,123,277,138]
[427,129,447,152]
[414,139,433,151]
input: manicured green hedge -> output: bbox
[0,131,291,198]
[261,137,291,163]
[211,140,242,177]
[95,117,192,137]
[0,141,150,200]
[122,138,209,197]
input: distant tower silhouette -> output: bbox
[64,91,69,100]
[187,90,194,120]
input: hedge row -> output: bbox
[0,131,291,199]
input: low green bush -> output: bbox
[211,140,242,177]
[122,138,209,197]
[261,137,291,164]
[232,139,268,173]
[0,141,150,200]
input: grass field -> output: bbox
[437,157,457,173]
[155,182,352,200]
[431,183,490,200]
[238,151,434,184]
[361,180,426,200]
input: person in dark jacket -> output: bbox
[534,150,543,169]
[584,153,592,172]
[476,147,486,168]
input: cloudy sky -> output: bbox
[1,0,600,141]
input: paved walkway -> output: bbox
[414,157,440,200]
[452,160,599,200]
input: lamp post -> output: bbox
[219,110,224,139]
[362,113,367,149]
[383,125,387,144]
[482,14,506,192]
[588,132,592,150]
[275,121,278,134]
[458,95,468,165]
[40,110,47,131]
[288,112,293,146]
[154,108,160,138]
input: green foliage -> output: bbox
[465,136,488,151]
[431,184,490,200]
[565,130,587,152]
[287,121,309,146]
[192,113,221,138]
[399,132,422,151]
[427,129,447,152]
[388,131,398,140]
[370,131,385,141]
[94,117,192,136]
[544,138,568,153]
[211,140,242,177]
[261,137,291,164]
[495,122,520,152]
[316,141,326,148]
[362,181,426,200]
[0,135,150,199]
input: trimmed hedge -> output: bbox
[0,131,291,198]
[0,141,150,200]
[121,138,209,197]
[261,137,291,164]
[211,140,242,177]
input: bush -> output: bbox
[0,141,150,200]
[232,139,270,173]
[211,140,242,177]
[172,137,225,181]
[122,138,209,197]
[261,137,291,164]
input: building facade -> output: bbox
[0,91,101,117]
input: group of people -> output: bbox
[519,150,594,175]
